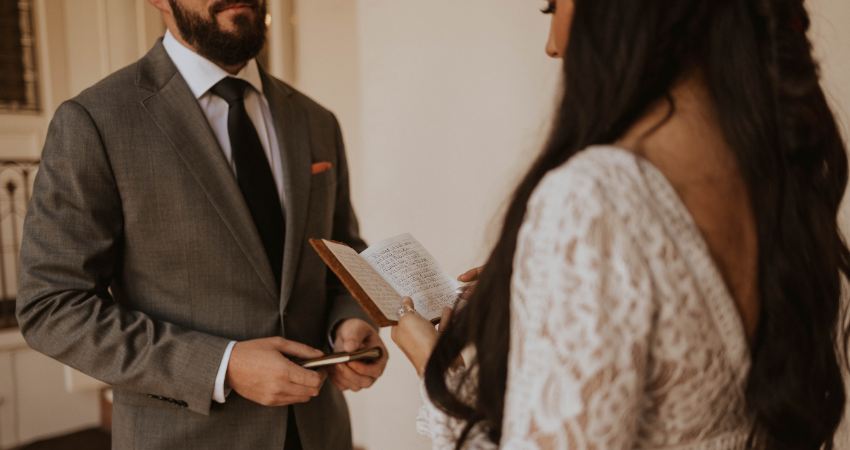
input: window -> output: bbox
[0,0,39,113]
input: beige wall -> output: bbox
[0,2,166,447]
[294,1,559,449]
[0,1,847,448]
[809,0,850,227]
[0,0,167,161]
[812,0,850,128]
[809,1,850,445]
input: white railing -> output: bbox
[0,160,38,331]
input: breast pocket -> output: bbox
[310,169,336,191]
[307,168,338,237]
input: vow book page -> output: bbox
[360,234,460,321]
[323,241,403,320]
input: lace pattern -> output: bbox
[417,146,755,449]
[417,367,494,450]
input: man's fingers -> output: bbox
[347,360,384,378]
[329,370,359,392]
[227,337,335,407]
[334,361,375,389]
[329,374,348,392]
[284,361,326,388]
[344,339,360,353]
[272,337,324,359]
[332,335,346,353]
[275,395,312,406]
[315,368,330,381]
[340,323,373,353]
[329,367,361,391]
[312,368,329,386]
[278,380,322,398]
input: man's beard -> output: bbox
[169,0,267,67]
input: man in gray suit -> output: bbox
[16,0,388,448]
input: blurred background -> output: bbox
[0,0,847,449]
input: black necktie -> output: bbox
[211,77,285,292]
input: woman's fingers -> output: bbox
[402,297,415,308]
[457,266,484,283]
[397,297,417,323]
[455,283,476,300]
[438,306,453,332]
[391,297,443,376]
[456,266,484,300]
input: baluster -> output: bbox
[0,161,38,330]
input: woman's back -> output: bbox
[417,145,757,449]
[616,73,760,344]
[501,146,754,448]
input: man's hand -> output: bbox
[456,265,484,300]
[226,337,328,406]
[329,318,388,392]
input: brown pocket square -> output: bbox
[312,162,332,175]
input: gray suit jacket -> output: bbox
[16,39,373,449]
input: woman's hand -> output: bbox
[391,298,453,376]
[455,265,484,300]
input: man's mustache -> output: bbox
[209,0,260,14]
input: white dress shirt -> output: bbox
[162,30,284,404]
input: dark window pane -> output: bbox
[0,0,38,112]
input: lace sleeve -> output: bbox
[416,367,497,450]
[500,169,656,449]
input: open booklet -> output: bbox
[310,233,461,327]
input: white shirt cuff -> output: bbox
[213,341,237,403]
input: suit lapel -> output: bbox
[261,71,311,308]
[138,43,279,305]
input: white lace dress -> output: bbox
[417,146,756,449]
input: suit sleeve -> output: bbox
[324,114,378,337]
[16,100,231,416]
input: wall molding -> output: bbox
[0,129,40,160]
[0,329,25,353]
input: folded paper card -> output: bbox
[310,233,461,327]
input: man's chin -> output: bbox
[215,7,256,25]
[214,22,250,36]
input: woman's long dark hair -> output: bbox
[425,0,850,448]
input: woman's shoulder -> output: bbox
[530,145,652,215]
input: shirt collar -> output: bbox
[162,29,264,99]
